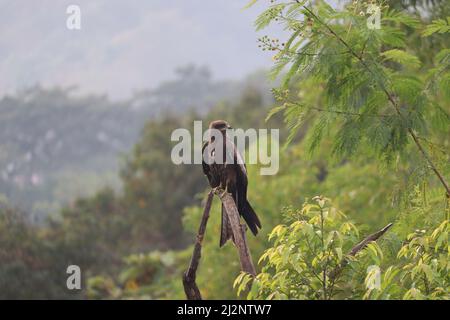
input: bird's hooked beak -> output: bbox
[227,124,232,130]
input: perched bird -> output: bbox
[202,120,261,247]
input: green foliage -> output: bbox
[237,191,449,300]
[0,205,82,299]
[235,197,375,299]
[120,116,204,249]
[87,251,188,300]
[381,49,421,68]
[240,0,449,300]
[260,1,449,173]
[422,17,450,36]
[365,186,450,300]
[397,220,449,299]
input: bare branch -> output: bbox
[349,223,393,255]
[216,189,257,276]
[329,223,393,281]
[182,191,214,300]
[183,188,257,300]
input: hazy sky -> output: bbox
[0,0,286,100]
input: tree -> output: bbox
[256,0,449,196]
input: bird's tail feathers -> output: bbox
[241,200,261,236]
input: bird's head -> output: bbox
[209,120,232,132]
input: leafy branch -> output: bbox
[294,3,450,197]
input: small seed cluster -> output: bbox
[257,35,285,52]
[288,17,314,34]
[271,88,290,102]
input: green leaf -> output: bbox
[422,18,450,37]
[383,10,420,28]
[391,75,423,105]
[282,56,303,88]
[233,272,246,289]
[243,0,258,9]
[381,49,421,68]
[269,225,286,241]
[248,278,261,299]
[265,104,286,122]
[335,247,343,261]
[255,4,287,31]
[379,27,406,47]
[435,49,450,64]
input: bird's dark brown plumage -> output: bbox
[202,120,261,247]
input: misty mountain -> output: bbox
[0,66,273,220]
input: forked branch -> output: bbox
[183,188,257,300]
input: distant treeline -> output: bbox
[0,66,272,220]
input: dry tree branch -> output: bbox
[329,222,393,281]
[183,188,257,300]
[349,223,393,256]
[182,191,214,300]
[215,188,257,276]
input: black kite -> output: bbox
[202,120,261,247]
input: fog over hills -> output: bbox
[0,0,280,100]
[0,0,281,219]
[0,66,273,220]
